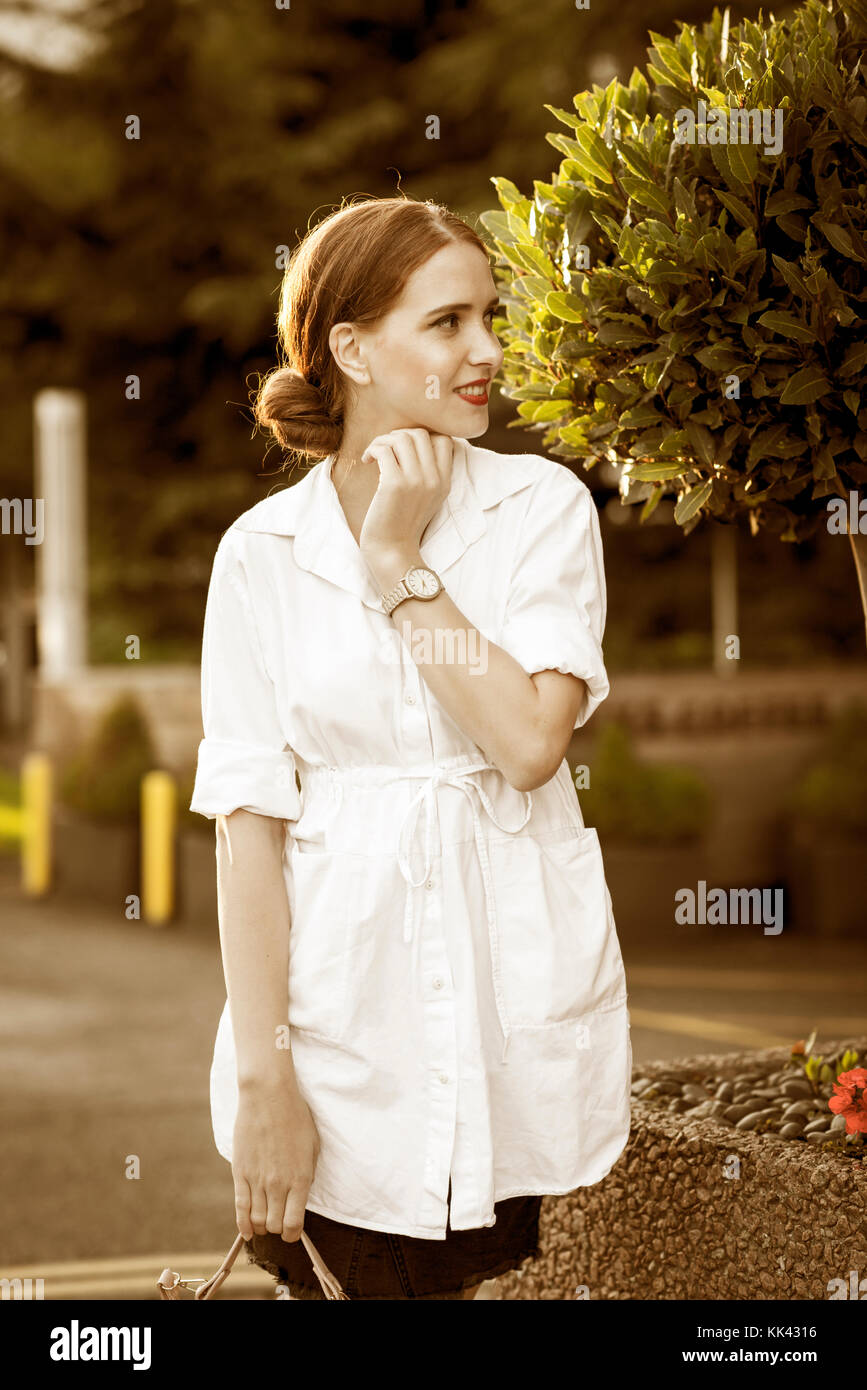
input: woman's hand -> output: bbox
[358,428,454,563]
[232,1080,321,1244]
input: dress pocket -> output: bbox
[488,826,626,1030]
[286,846,354,1044]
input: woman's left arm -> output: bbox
[361,434,607,794]
[367,555,584,792]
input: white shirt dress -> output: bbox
[190,435,632,1239]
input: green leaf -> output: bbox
[554,131,613,186]
[695,342,747,371]
[620,405,667,428]
[710,142,747,193]
[727,139,758,187]
[620,176,672,216]
[558,424,589,449]
[756,310,817,343]
[511,244,559,280]
[672,178,696,220]
[647,32,693,85]
[627,461,689,481]
[490,176,529,208]
[542,104,583,131]
[685,421,716,467]
[813,219,865,261]
[477,209,530,246]
[574,125,615,181]
[771,254,810,298]
[812,444,838,480]
[717,189,755,228]
[617,143,655,181]
[517,399,571,423]
[765,190,813,216]
[640,486,666,522]
[544,291,585,323]
[776,214,808,242]
[674,479,713,524]
[779,365,833,405]
[597,321,653,347]
[839,342,867,379]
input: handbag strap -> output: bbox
[158,1229,350,1300]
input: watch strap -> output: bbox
[381,566,442,617]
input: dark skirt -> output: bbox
[245,1183,543,1300]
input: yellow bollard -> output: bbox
[21,752,52,896]
[141,770,176,926]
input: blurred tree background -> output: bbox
[0,0,861,668]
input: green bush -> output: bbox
[58,694,156,824]
[481,0,867,543]
[575,721,712,842]
[790,697,867,832]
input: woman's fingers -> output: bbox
[358,428,453,554]
[248,1181,269,1236]
[429,432,455,488]
[281,1183,309,1244]
[265,1181,289,1235]
[363,429,450,499]
[363,433,423,488]
[363,438,402,493]
[399,428,440,485]
[234,1174,254,1240]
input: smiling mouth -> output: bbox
[454,383,489,402]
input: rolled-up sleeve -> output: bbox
[189,527,301,821]
[498,464,610,729]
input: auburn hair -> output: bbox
[253,195,491,463]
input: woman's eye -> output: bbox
[434,309,500,330]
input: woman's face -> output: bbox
[345,240,505,440]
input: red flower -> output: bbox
[828,1068,867,1134]
[791,1040,806,1056]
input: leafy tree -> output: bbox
[481,0,867,638]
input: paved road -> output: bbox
[1,853,865,1297]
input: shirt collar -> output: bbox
[233,436,535,611]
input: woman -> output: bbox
[190,195,632,1300]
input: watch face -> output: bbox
[406,567,440,598]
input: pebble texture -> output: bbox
[496,1039,867,1300]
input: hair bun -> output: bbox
[254,364,340,461]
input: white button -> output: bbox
[438,1073,449,1085]
[426,880,434,890]
[405,693,415,705]
[432,977,444,989]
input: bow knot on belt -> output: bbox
[395,760,533,1063]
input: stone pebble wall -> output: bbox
[495,1040,867,1300]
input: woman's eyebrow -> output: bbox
[424,296,502,317]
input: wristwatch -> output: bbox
[381,564,444,617]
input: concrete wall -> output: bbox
[496,1039,867,1300]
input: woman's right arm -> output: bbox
[215,807,320,1244]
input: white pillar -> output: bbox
[33,388,88,679]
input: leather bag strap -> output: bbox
[158,1229,350,1300]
